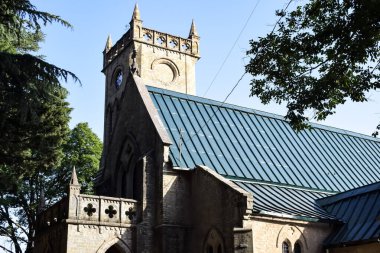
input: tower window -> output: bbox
[282,241,290,253]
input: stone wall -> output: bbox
[34,182,138,253]
[156,170,192,253]
[244,216,333,253]
[138,41,198,94]
[66,224,134,253]
[189,166,253,253]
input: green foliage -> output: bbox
[0,88,71,253]
[0,0,81,252]
[246,0,380,131]
[57,123,103,195]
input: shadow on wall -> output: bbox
[275,222,332,253]
[161,171,192,252]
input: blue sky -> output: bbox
[33,0,380,139]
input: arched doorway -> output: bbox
[203,228,225,253]
[105,244,123,253]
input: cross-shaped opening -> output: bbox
[125,207,136,220]
[84,203,96,216]
[105,205,117,218]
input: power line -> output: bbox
[202,0,261,97]
[182,72,246,144]
[181,0,295,147]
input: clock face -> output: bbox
[115,70,123,88]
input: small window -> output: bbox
[294,242,301,253]
[203,228,224,253]
[282,241,289,253]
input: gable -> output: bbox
[318,182,380,246]
[148,86,380,193]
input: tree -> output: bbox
[0,1,80,252]
[0,88,71,253]
[246,0,380,131]
[0,121,102,253]
[55,123,103,196]
[0,0,79,176]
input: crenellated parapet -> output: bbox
[103,30,132,67]
[36,194,138,232]
[139,27,198,56]
[36,167,139,233]
[36,196,69,230]
[103,26,199,68]
[71,194,138,225]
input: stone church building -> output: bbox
[34,5,380,253]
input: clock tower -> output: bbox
[101,4,200,150]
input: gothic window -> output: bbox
[203,228,224,253]
[282,241,290,253]
[105,244,123,253]
[294,241,302,253]
[111,68,123,89]
[115,136,142,200]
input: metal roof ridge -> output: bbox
[254,210,331,223]
[317,181,380,207]
[225,175,338,194]
[146,86,380,143]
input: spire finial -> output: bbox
[189,19,198,38]
[105,35,112,52]
[132,3,141,20]
[70,166,79,186]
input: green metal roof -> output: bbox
[148,86,380,193]
[233,180,336,221]
[317,181,380,246]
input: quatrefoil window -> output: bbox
[156,36,165,45]
[84,203,96,216]
[143,33,152,41]
[181,43,190,52]
[169,40,178,48]
[125,207,136,220]
[105,205,117,218]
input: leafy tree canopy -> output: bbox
[55,122,103,195]
[246,0,380,131]
[0,1,82,252]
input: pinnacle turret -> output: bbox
[189,19,198,38]
[104,35,112,53]
[70,166,80,186]
[132,3,141,20]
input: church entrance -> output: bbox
[105,244,124,253]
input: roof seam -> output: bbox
[147,86,380,143]
[226,176,338,194]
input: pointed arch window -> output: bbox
[294,241,302,253]
[282,241,290,253]
[203,228,224,253]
